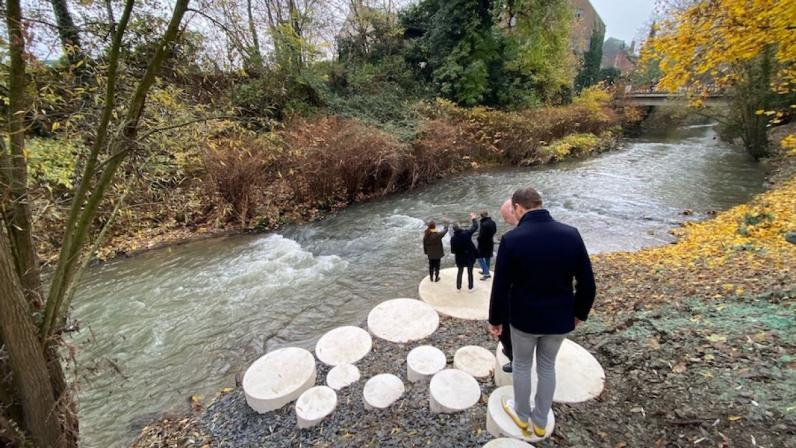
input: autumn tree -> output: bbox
[0,0,191,446]
[643,0,796,158]
[575,27,604,92]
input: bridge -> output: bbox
[616,92,728,106]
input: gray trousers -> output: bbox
[510,326,566,427]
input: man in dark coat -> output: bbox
[450,213,478,291]
[476,211,497,280]
[488,187,596,438]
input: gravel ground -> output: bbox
[133,293,796,448]
[201,316,498,447]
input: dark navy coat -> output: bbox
[488,209,596,334]
[450,219,478,267]
[476,217,497,258]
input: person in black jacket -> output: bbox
[476,212,497,280]
[450,213,478,292]
[422,220,448,282]
[488,187,596,438]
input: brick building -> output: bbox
[569,0,606,54]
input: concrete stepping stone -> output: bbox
[295,386,337,428]
[486,386,554,443]
[326,364,360,391]
[406,345,447,382]
[418,267,492,320]
[429,368,481,413]
[315,326,372,366]
[363,373,405,410]
[243,347,316,413]
[494,339,605,403]
[454,345,496,379]
[367,298,439,343]
[483,438,536,448]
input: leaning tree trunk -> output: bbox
[0,228,65,447]
[3,0,42,311]
[49,0,87,69]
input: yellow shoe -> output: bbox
[531,422,546,438]
[500,397,528,431]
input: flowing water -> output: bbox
[71,124,767,447]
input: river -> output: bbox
[70,124,767,447]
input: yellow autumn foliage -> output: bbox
[644,0,796,96]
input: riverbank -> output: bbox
[35,91,631,265]
[130,137,795,447]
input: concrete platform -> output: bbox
[243,347,316,413]
[429,369,481,413]
[486,386,554,443]
[315,326,372,366]
[407,345,447,382]
[483,438,536,447]
[295,386,337,428]
[326,364,360,390]
[454,345,496,379]
[494,340,605,403]
[367,298,440,343]
[418,268,492,320]
[363,373,405,410]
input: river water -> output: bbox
[71,124,767,447]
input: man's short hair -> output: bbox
[512,187,543,209]
[480,211,489,218]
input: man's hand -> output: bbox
[488,324,502,338]
[469,212,477,220]
[574,318,583,328]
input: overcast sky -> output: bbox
[590,0,656,45]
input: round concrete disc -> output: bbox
[494,339,605,403]
[295,386,337,428]
[326,364,361,390]
[407,345,447,382]
[429,369,481,413]
[483,438,536,448]
[243,347,316,413]
[486,386,554,443]
[367,298,439,343]
[418,268,492,320]
[315,326,373,366]
[363,373,405,410]
[454,345,496,379]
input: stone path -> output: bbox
[237,271,606,442]
[418,267,492,320]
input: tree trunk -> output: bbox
[3,0,43,311]
[0,228,65,447]
[41,0,192,340]
[50,0,86,68]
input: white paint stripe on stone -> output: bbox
[243,347,316,413]
[486,386,554,443]
[494,339,605,403]
[295,386,337,428]
[326,364,361,391]
[429,369,481,414]
[367,298,439,343]
[483,438,536,448]
[418,268,492,320]
[454,345,496,379]
[363,373,405,410]
[406,345,447,382]
[315,326,373,366]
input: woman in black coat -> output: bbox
[423,220,448,282]
[450,213,478,291]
